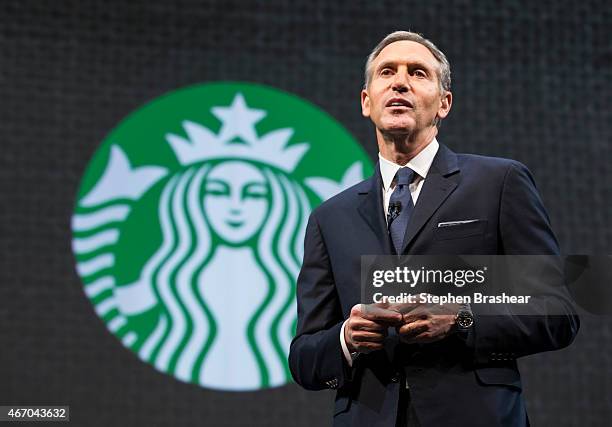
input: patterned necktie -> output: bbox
[388,167,415,254]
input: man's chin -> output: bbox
[378,117,416,134]
[380,124,415,137]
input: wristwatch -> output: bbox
[455,303,474,330]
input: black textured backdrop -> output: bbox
[2,1,611,426]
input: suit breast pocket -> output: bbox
[434,220,488,241]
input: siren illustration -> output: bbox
[71,84,371,391]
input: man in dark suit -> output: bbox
[288,31,578,427]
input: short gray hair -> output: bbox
[363,31,451,93]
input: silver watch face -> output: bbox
[457,311,474,329]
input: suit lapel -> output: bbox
[400,144,460,253]
[357,163,394,255]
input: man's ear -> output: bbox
[361,89,371,117]
[437,90,452,120]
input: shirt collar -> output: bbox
[378,138,439,191]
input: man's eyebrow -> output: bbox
[375,59,434,72]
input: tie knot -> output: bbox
[395,167,414,187]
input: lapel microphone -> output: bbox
[388,201,402,223]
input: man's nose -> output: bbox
[391,72,410,92]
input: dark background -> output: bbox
[2,0,611,425]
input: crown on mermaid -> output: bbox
[166,93,309,172]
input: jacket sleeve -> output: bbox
[470,161,580,364]
[288,212,351,390]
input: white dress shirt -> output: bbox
[340,138,440,366]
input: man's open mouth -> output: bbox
[386,98,413,108]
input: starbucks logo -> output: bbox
[71,82,372,391]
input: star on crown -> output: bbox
[165,93,309,172]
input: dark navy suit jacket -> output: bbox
[289,144,579,427]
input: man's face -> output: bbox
[361,40,452,137]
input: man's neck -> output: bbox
[377,126,438,165]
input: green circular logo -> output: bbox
[72,82,373,391]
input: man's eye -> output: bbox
[413,69,427,78]
[380,68,393,76]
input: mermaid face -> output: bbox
[203,161,270,244]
